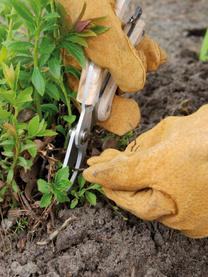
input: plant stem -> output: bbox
[33,14,42,119]
[58,80,72,116]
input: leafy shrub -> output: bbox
[0,0,106,209]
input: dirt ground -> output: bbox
[1,0,208,276]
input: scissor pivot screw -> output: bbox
[80,130,89,144]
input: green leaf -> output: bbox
[0,88,16,104]
[85,191,97,206]
[63,42,86,68]
[28,115,40,137]
[77,30,97,37]
[63,115,76,124]
[78,175,86,189]
[11,0,35,25]
[17,157,33,170]
[41,104,58,113]
[46,82,61,101]
[0,107,10,121]
[38,179,50,194]
[40,193,53,208]
[66,34,88,47]
[16,87,33,104]
[37,129,57,137]
[21,141,37,158]
[32,67,45,96]
[7,168,14,184]
[40,37,55,55]
[65,65,81,80]
[55,167,69,185]
[54,190,69,203]
[2,151,14,158]
[87,184,102,191]
[48,58,61,80]
[12,180,19,193]
[56,125,66,136]
[7,41,33,52]
[91,25,110,35]
[70,198,78,209]
[56,179,72,191]
[0,186,7,203]
[200,29,208,62]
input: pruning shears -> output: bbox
[63,0,145,186]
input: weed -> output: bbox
[200,28,208,62]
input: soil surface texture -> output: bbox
[1,0,208,276]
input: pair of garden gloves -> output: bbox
[60,0,208,238]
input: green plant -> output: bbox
[14,217,28,233]
[200,28,208,62]
[38,169,101,209]
[70,175,102,209]
[0,0,108,207]
[38,167,71,208]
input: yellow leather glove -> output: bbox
[60,0,167,135]
[84,105,208,238]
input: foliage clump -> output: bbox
[0,0,104,213]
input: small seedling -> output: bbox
[38,167,72,208]
[70,175,102,209]
[200,28,208,62]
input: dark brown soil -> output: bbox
[1,0,208,276]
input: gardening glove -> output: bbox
[84,105,208,238]
[60,0,167,135]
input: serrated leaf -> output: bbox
[32,67,45,96]
[38,179,50,194]
[55,167,69,185]
[85,191,97,206]
[40,193,52,208]
[56,179,72,191]
[54,190,69,203]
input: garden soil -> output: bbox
[1,0,208,276]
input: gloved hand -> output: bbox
[60,0,167,135]
[84,105,208,238]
